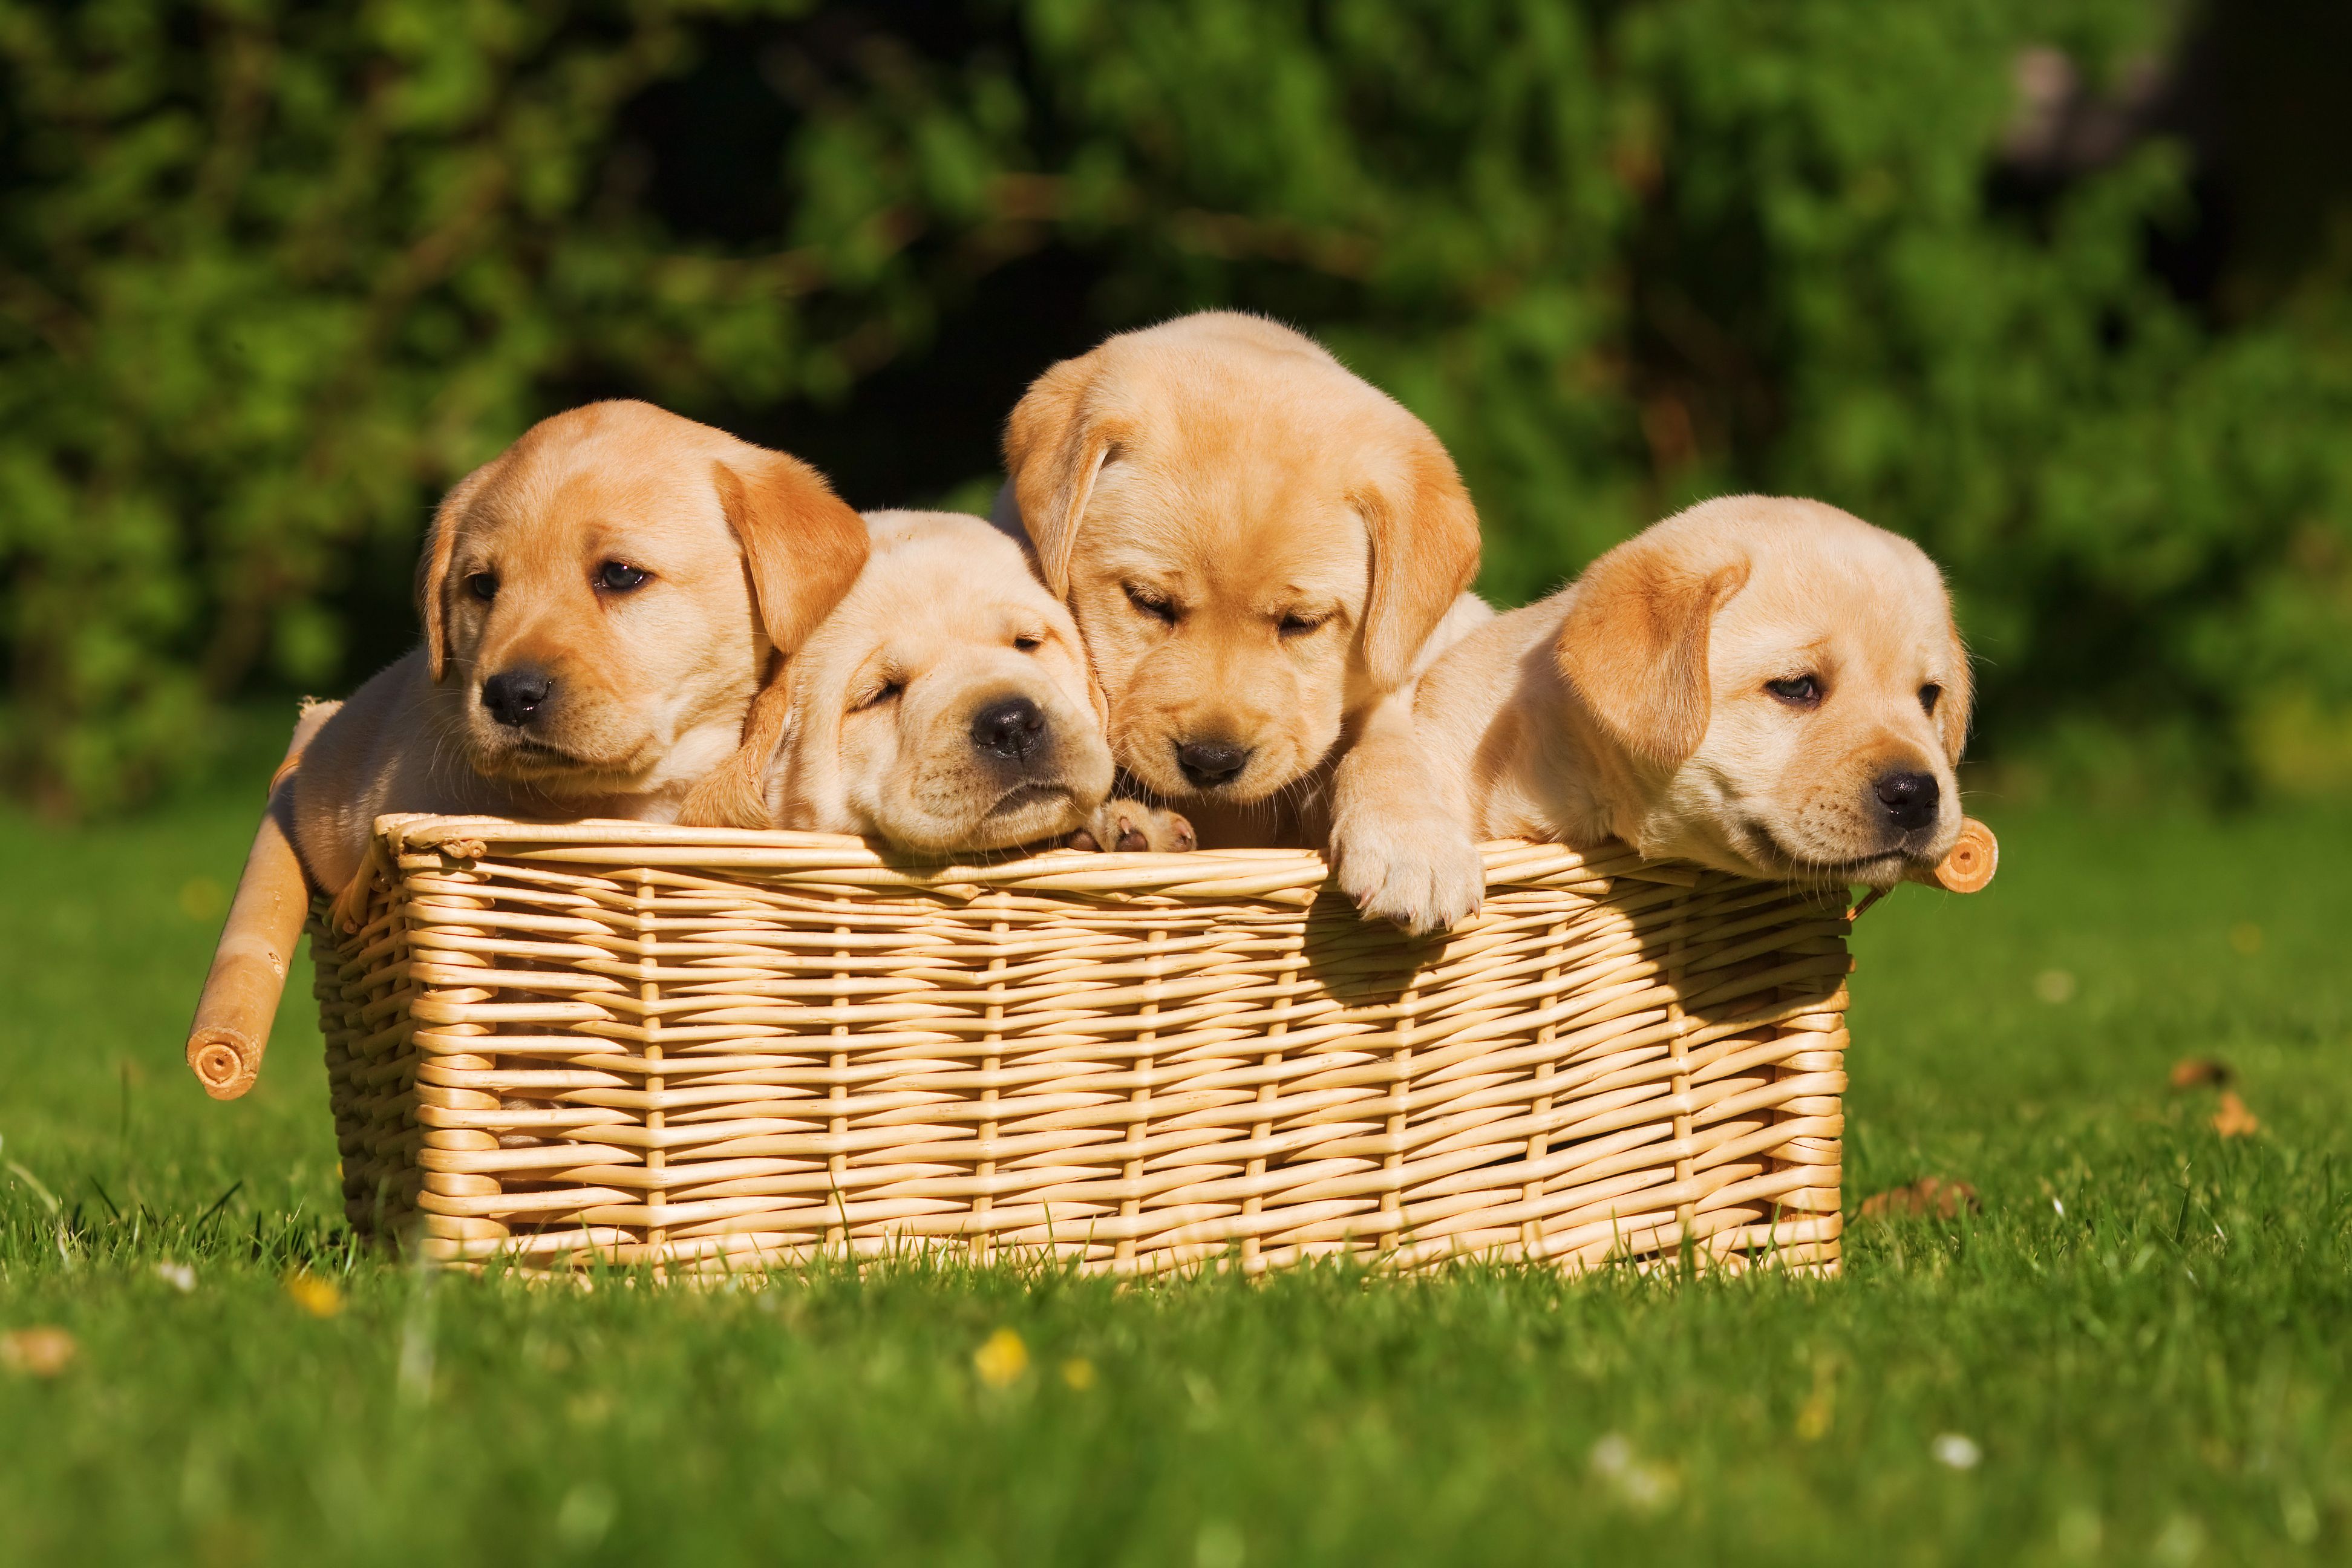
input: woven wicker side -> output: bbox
[313,874,424,1238]
[311,820,1854,1279]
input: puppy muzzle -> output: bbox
[970,696,1048,763]
[463,671,651,788]
[956,691,1094,823]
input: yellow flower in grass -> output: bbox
[284,1272,344,1318]
[974,1328,1028,1388]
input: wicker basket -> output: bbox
[294,814,1981,1279]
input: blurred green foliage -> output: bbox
[3,0,2349,811]
[0,0,848,809]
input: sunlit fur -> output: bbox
[1412,495,1972,888]
[779,512,1115,853]
[999,312,1482,820]
[290,401,865,896]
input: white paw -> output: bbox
[1329,805,1485,935]
[1064,799,1199,854]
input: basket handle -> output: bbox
[1905,816,1998,893]
[183,700,341,1100]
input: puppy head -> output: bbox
[782,511,1113,852]
[418,400,866,811]
[1555,495,1970,886]
[1002,312,1480,806]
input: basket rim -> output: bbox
[364,812,1704,900]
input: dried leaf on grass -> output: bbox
[2170,1057,2235,1091]
[2212,1091,2261,1138]
[1858,1176,1980,1221]
[1,1327,78,1377]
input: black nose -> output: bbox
[970,696,1047,760]
[1176,739,1252,788]
[482,668,553,728]
[1874,770,1940,832]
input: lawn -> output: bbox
[2,752,2349,1566]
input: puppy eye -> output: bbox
[1765,675,1823,707]
[1013,633,1042,653]
[853,680,903,713]
[466,572,498,602]
[1278,611,1327,638]
[595,560,650,593]
[1123,583,1177,625]
[1919,683,1942,716]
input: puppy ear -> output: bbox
[713,452,869,658]
[678,653,794,831]
[1085,667,1111,735]
[1003,353,1121,598]
[684,452,863,832]
[1936,635,1974,766]
[417,456,506,684]
[1354,434,1483,692]
[1554,534,1752,772]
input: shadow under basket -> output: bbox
[299,815,1973,1280]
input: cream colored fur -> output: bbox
[1409,495,1972,886]
[778,511,1192,854]
[292,400,866,897]
[997,310,1486,929]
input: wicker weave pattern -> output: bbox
[314,816,1850,1277]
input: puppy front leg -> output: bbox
[1328,692,1484,934]
[1066,799,1198,853]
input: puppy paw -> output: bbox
[1065,800,1198,854]
[1328,806,1485,935]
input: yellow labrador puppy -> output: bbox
[997,310,1486,924]
[291,400,867,897]
[1411,495,1971,884]
[777,510,1194,854]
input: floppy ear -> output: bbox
[713,452,869,659]
[1003,352,1121,598]
[1353,434,1483,692]
[417,456,507,683]
[678,652,795,831]
[1084,666,1111,734]
[1936,629,1975,765]
[681,452,865,832]
[1554,532,1751,772]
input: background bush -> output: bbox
[3,0,2348,812]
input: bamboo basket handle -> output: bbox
[183,700,341,1100]
[1906,816,1998,893]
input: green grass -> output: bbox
[4,771,2350,1566]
